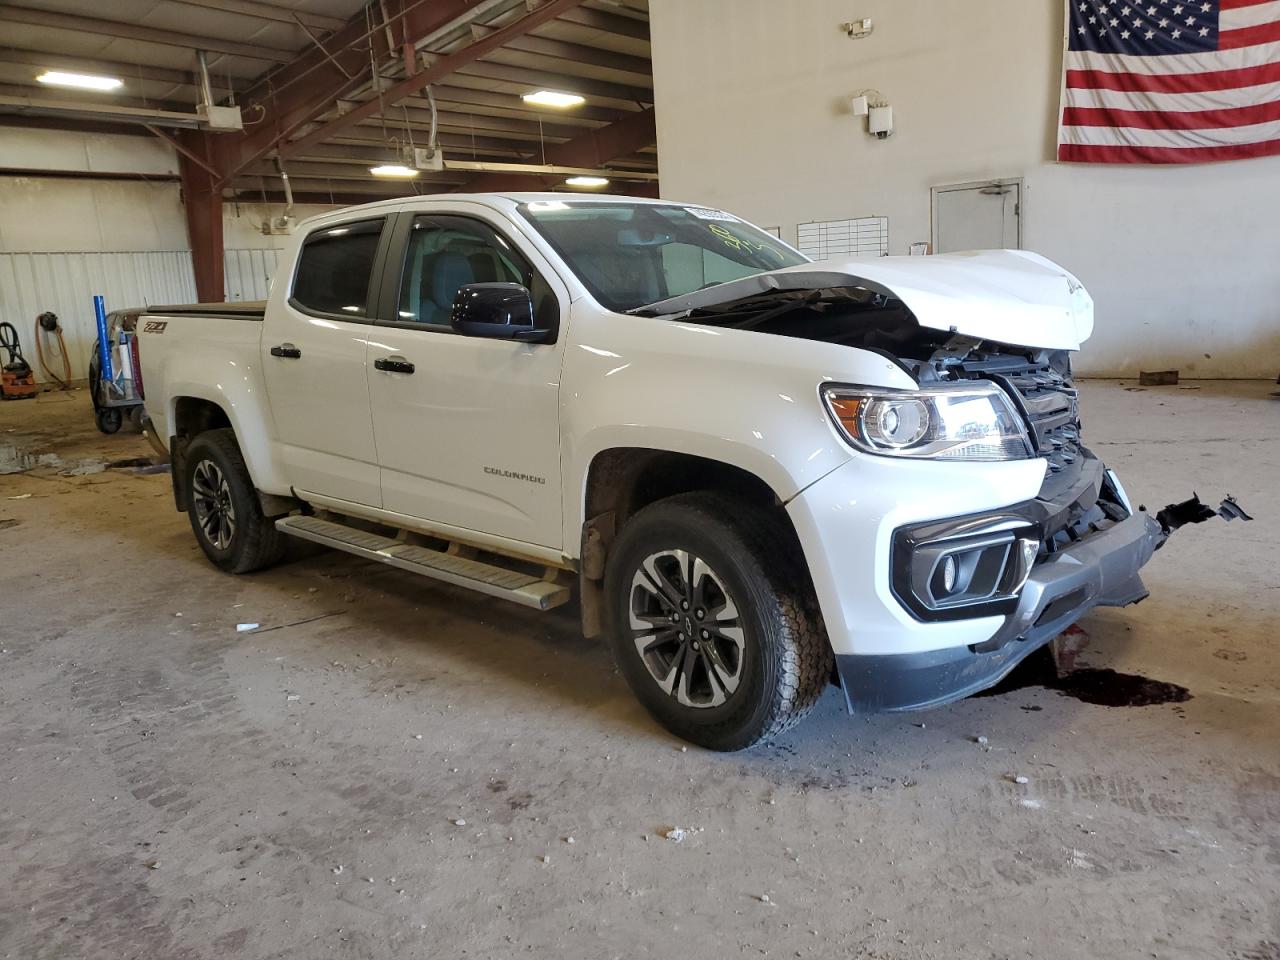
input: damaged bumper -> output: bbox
[832,464,1251,713]
[836,507,1162,712]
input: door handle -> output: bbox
[374,355,415,374]
[270,343,302,359]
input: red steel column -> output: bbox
[177,136,225,303]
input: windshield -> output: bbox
[517,201,808,313]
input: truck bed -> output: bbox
[144,301,266,320]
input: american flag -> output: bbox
[1058,0,1280,162]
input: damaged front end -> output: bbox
[841,339,1253,711]
[644,250,1253,711]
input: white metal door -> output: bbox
[931,180,1021,253]
[368,213,567,549]
[261,217,386,507]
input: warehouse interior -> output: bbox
[1,1,1277,957]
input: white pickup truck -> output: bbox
[139,193,1245,750]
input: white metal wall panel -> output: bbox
[0,251,196,384]
[223,248,282,301]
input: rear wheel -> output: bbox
[605,493,832,751]
[184,428,285,573]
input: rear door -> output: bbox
[366,210,568,549]
[262,215,392,507]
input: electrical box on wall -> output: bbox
[868,105,893,138]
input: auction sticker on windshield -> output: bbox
[684,207,739,222]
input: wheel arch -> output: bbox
[576,447,815,639]
[167,393,293,515]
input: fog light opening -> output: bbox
[940,554,957,595]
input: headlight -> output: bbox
[822,383,1031,461]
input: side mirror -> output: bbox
[450,283,548,342]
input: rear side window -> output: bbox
[292,219,384,317]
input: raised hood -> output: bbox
[641,249,1094,352]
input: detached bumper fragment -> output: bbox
[1155,493,1253,542]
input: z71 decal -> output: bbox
[143,321,168,334]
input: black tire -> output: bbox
[604,493,832,751]
[95,407,122,434]
[184,428,285,574]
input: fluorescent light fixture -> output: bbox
[521,90,585,108]
[565,175,609,188]
[36,70,123,91]
[369,164,418,178]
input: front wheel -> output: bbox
[184,428,285,573]
[604,493,832,751]
[94,408,122,434]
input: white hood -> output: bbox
[643,249,1094,352]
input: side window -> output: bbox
[292,218,385,318]
[396,216,558,330]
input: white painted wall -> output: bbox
[649,0,1280,377]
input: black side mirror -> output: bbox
[450,283,548,342]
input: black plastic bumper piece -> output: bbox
[835,639,1052,714]
[837,509,1163,713]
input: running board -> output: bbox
[275,515,570,611]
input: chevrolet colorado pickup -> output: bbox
[138,194,1245,750]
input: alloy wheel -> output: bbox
[191,459,236,551]
[628,549,746,708]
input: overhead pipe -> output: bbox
[196,49,215,108]
[275,157,294,221]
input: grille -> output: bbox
[1001,366,1081,474]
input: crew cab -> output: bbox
[138,193,1245,750]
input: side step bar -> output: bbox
[276,515,570,611]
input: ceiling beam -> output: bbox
[241,160,469,183]
[325,132,542,159]
[409,85,628,123]
[168,0,347,32]
[0,5,297,62]
[0,49,232,94]
[210,0,487,181]
[340,102,589,140]
[460,106,655,192]
[0,93,205,128]
[454,62,651,104]
[0,114,156,138]
[278,0,586,161]
[485,32,651,77]
[231,189,418,205]
[557,6,649,41]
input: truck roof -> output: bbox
[293,192,681,230]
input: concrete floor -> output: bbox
[0,381,1276,959]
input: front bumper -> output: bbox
[834,507,1162,712]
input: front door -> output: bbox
[261,216,388,507]
[367,212,567,549]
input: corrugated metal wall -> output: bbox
[223,248,283,302]
[0,247,285,383]
[0,251,196,384]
